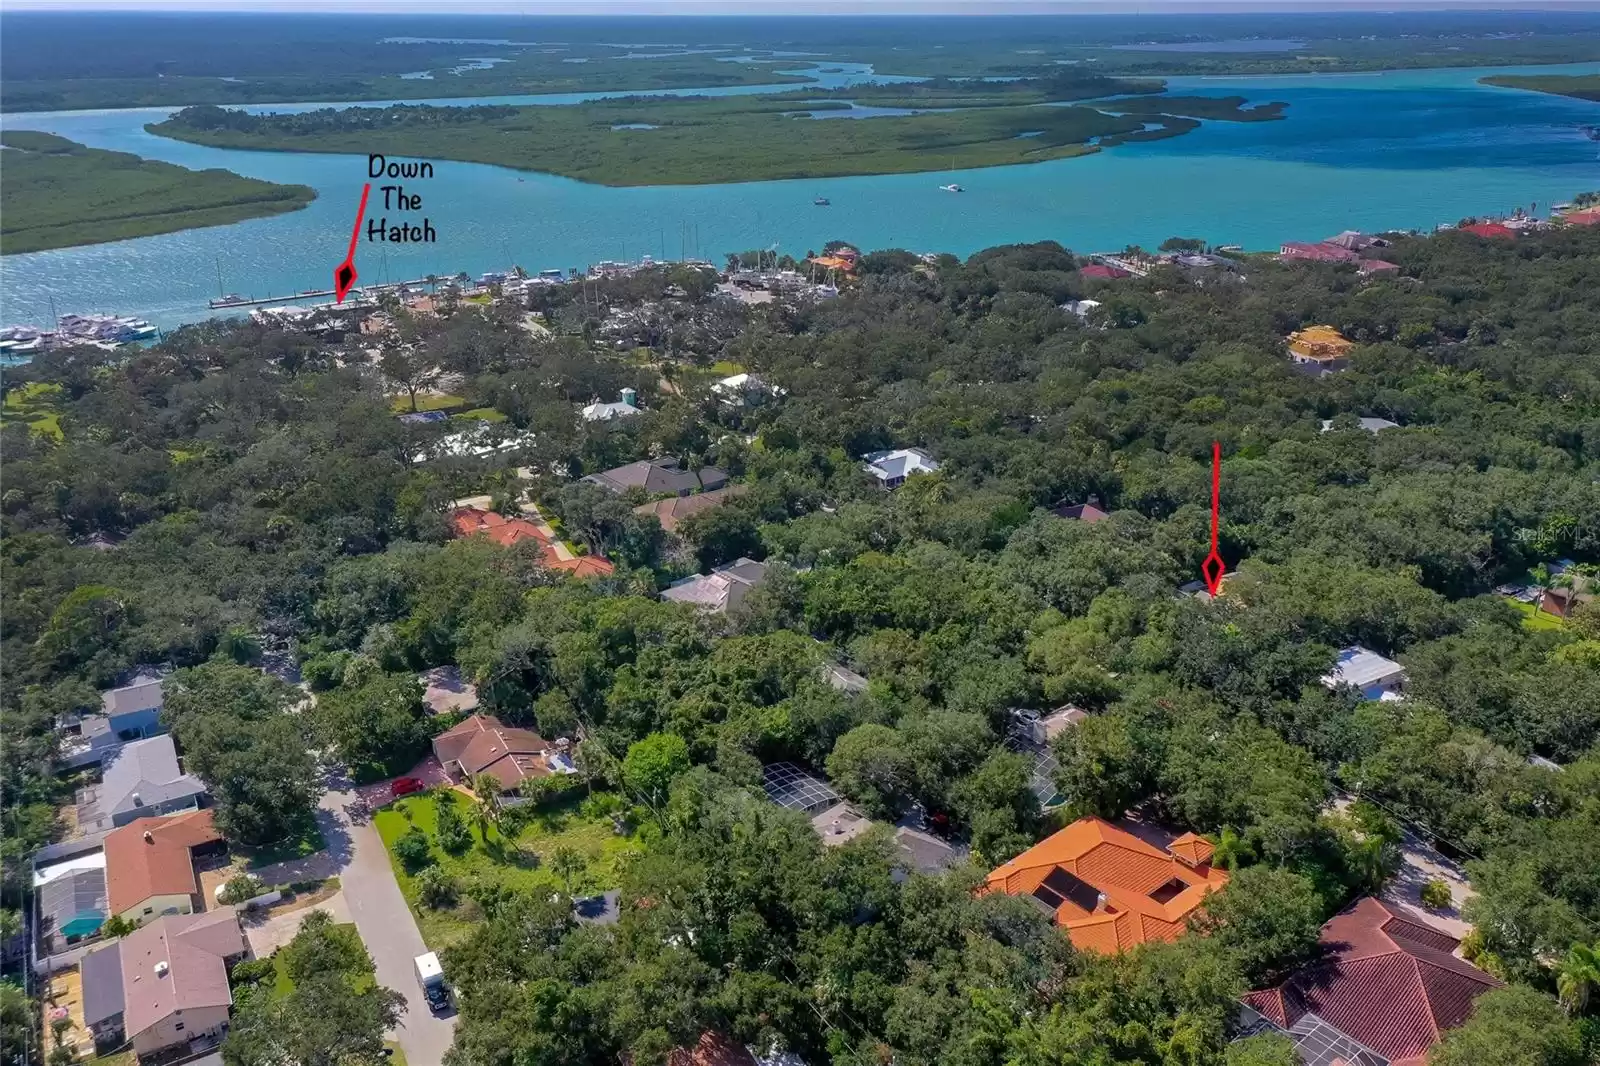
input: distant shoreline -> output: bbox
[0,131,316,255]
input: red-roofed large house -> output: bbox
[451,506,614,577]
[1458,221,1516,240]
[1080,263,1131,280]
[982,816,1227,954]
[432,714,575,792]
[1240,897,1501,1066]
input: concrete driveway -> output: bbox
[317,773,457,1065]
[242,890,352,956]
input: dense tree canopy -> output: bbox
[5,224,1600,1063]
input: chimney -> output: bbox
[143,830,154,843]
[620,386,637,407]
[1088,494,1101,508]
[154,961,169,978]
[132,792,143,807]
[1095,892,1107,911]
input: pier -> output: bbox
[209,277,439,310]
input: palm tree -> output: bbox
[1210,826,1255,870]
[472,773,503,841]
[1556,941,1600,1015]
[1349,835,1399,893]
[551,845,584,896]
[1530,563,1555,614]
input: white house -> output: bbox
[581,388,641,422]
[711,373,784,407]
[1320,646,1406,700]
[863,448,940,488]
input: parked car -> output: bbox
[392,776,425,797]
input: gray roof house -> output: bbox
[80,941,127,1051]
[584,457,728,497]
[76,735,206,835]
[60,673,168,769]
[661,558,768,613]
[863,448,940,488]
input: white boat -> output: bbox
[939,183,964,193]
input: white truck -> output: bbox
[414,951,450,1013]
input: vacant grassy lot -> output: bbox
[2,382,65,440]
[0,131,314,254]
[390,392,467,414]
[375,789,646,949]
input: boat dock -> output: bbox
[209,277,439,309]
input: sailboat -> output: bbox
[940,156,963,192]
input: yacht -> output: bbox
[814,197,830,206]
[939,183,964,193]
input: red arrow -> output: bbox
[1201,440,1227,596]
[333,183,371,304]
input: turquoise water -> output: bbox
[0,62,1596,332]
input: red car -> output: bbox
[391,776,425,797]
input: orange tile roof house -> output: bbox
[432,714,575,791]
[451,506,615,577]
[104,810,226,926]
[983,816,1227,953]
[1241,897,1501,1066]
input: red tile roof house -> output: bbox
[1458,221,1517,240]
[1079,263,1131,280]
[451,506,615,578]
[431,714,575,792]
[104,810,227,927]
[1240,897,1501,1066]
[982,816,1227,954]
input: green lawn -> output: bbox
[1506,597,1567,632]
[451,407,507,423]
[2,382,65,440]
[375,789,646,949]
[391,393,467,414]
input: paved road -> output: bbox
[316,780,457,1066]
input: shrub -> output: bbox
[394,826,434,872]
[519,773,579,808]
[414,865,459,909]
[435,794,472,854]
[229,956,277,988]
[1421,878,1454,911]
[219,873,267,905]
